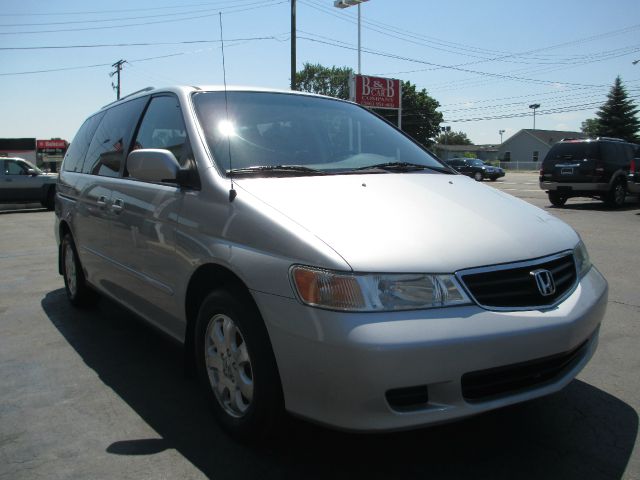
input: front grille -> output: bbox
[461,339,589,403]
[458,253,577,309]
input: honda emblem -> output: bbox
[531,269,556,296]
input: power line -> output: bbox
[0,0,272,16]
[0,0,286,35]
[0,36,288,51]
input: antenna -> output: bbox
[219,12,236,202]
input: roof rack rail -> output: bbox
[101,86,154,109]
[595,136,625,142]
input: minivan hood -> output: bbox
[235,173,579,273]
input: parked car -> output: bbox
[539,137,639,207]
[0,157,57,209]
[445,157,505,181]
[56,86,607,440]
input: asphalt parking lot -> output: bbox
[1,171,639,480]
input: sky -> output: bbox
[1,0,639,145]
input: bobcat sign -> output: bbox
[349,74,402,127]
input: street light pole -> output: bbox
[499,129,505,144]
[529,103,540,130]
[334,0,369,74]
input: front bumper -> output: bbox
[254,266,608,431]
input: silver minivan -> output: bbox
[56,86,608,439]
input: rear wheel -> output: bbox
[61,233,96,306]
[473,171,483,182]
[195,289,283,442]
[605,178,626,208]
[548,191,568,207]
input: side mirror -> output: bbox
[127,149,180,183]
[27,169,38,176]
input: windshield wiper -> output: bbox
[228,165,326,177]
[351,162,452,173]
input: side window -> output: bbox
[532,151,539,162]
[5,160,29,175]
[132,95,192,167]
[601,143,623,166]
[83,97,146,177]
[63,112,105,173]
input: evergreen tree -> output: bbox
[592,76,640,142]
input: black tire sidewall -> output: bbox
[606,179,626,208]
[61,233,93,307]
[194,289,282,441]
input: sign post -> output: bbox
[349,74,402,128]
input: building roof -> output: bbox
[519,129,587,146]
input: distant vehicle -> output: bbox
[0,157,57,210]
[445,157,505,181]
[539,137,639,208]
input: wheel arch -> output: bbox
[183,263,262,372]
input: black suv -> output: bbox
[540,137,639,208]
[445,158,505,181]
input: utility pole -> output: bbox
[110,59,125,100]
[290,0,296,90]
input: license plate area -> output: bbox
[561,167,574,175]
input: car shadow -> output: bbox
[41,289,637,480]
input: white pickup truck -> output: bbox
[0,157,57,210]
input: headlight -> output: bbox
[574,241,592,278]
[291,266,472,312]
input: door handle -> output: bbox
[96,196,108,208]
[112,198,124,213]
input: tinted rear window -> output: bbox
[545,143,600,162]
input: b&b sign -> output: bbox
[350,74,401,110]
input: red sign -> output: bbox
[37,140,67,150]
[352,74,401,109]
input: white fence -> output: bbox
[498,161,540,171]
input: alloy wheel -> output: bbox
[204,314,254,418]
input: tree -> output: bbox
[375,81,443,147]
[433,130,473,145]
[295,64,443,147]
[580,118,600,138]
[585,76,640,142]
[295,63,352,100]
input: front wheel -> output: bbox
[474,171,483,182]
[605,178,626,208]
[195,289,283,441]
[548,191,568,207]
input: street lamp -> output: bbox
[529,103,540,130]
[334,0,369,74]
[499,129,505,144]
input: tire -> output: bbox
[473,171,483,182]
[605,178,626,208]
[61,233,97,307]
[490,177,497,182]
[548,191,568,207]
[195,289,283,442]
[42,187,55,211]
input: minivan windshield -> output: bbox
[193,91,446,176]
